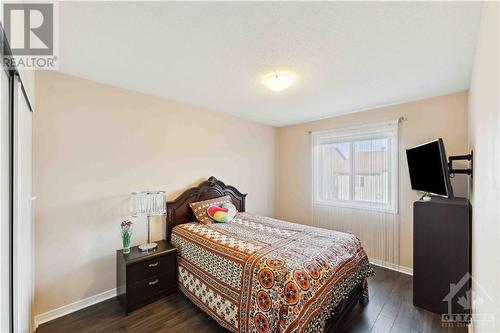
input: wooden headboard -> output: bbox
[166,176,247,241]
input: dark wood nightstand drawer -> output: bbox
[127,255,175,285]
[127,274,174,304]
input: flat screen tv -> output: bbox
[406,138,453,198]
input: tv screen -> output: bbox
[406,138,453,197]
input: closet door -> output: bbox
[0,62,12,333]
[12,76,33,333]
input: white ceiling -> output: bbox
[58,1,481,127]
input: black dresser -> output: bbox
[413,197,471,316]
[116,240,177,314]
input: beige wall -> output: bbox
[277,92,469,269]
[33,71,277,316]
[468,3,499,332]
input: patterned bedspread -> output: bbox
[171,212,374,333]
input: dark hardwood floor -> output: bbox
[36,266,468,333]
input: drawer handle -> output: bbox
[148,262,158,268]
[148,279,159,286]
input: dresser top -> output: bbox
[117,240,176,264]
[416,196,470,206]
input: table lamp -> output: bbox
[130,191,166,251]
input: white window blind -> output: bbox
[312,120,399,213]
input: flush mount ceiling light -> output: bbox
[264,72,295,92]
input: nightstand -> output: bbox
[116,240,177,314]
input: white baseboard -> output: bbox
[369,258,413,276]
[33,288,116,331]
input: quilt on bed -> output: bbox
[171,212,374,333]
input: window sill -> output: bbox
[313,200,397,214]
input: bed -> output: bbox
[167,177,374,333]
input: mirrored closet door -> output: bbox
[1,25,34,333]
[0,50,13,333]
[13,74,34,333]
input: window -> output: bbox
[312,121,398,212]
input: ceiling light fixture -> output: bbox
[264,72,295,92]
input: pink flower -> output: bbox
[120,220,132,230]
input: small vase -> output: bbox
[122,231,131,254]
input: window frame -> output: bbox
[312,120,399,213]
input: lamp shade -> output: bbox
[130,191,166,217]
